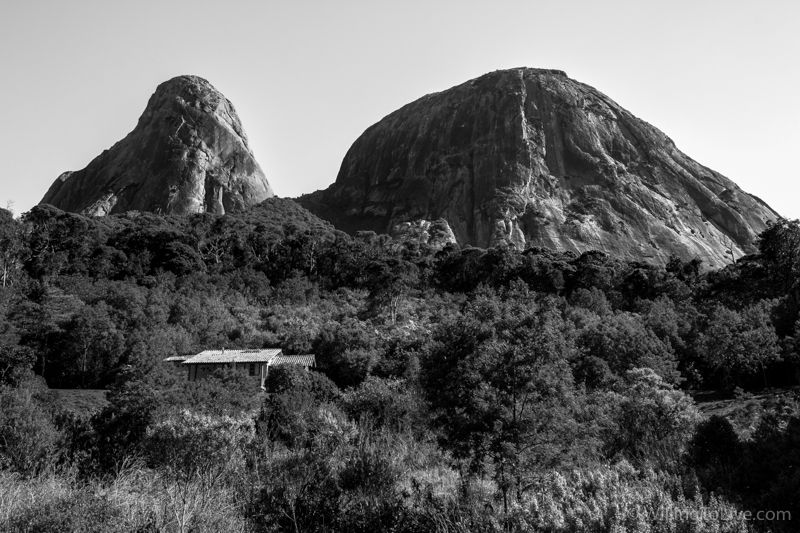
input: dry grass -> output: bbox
[0,466,247,533]
[0,470,75,523]
[48,389,108,415]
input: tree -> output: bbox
[0,293,34,386]
[341,376,421,431]
[577,312,681,385]
[257,366,339,447]
[0,208,24,288]
[10,285,83,386]
[22,205,105,278]
[0,319,34,386]
[758,219,800,286]
[90,380,159,473]
[568,250,618,294]
[366,258,419,324]
[602,368,699,470]
[62,303,126,388]
[314,318,381,388]
[265,364,338,402]
[697,301,781,389]
[423,295,584,508]
[690,415,742,491]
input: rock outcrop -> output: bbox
[42,75,273,216]
[299,68,778,266]
[390,219,458,250]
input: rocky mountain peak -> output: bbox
[41,75,273,216]
[299,67,778,267]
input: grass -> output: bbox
[49,389,109,416]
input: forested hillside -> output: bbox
[1,199,798,531]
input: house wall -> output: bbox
[187,362,267,387]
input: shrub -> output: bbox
[89,380,159,474]
[3,485,120,533]
[167,367,263,416]
[0,385,61,476]
[252,422,455,533]
[602,368,700,470]
[144,409,254,481]
[341,376,422,430]
[690,415,742,482]
[517,463,750,533]
[265,364,339,402]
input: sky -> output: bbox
[1,0,798,218]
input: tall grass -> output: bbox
[0,466,246,532]
[0,404,757,533]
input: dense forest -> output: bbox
[1,199,799,532]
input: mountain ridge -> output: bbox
[38,70,779,267]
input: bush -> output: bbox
[602,368,699,470]
[144,409,254,482]
[257,395,346,449]
[167,367,263,416]
[314,318,381,387]
[0,385,61,476]
[2,485,120,533]
[690,415,742,494]
[89,380,159,474]
[341,376,422,430]
[265,364,339,402]
[258,366,342,446]
[252,423,455,533]
[517,463,749,533]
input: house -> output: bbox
[169,348,316,389]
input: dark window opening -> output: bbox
[249,363,256,376]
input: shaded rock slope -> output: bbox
[42,75,273,216]
[299,68,778,266]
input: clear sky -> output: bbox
[1,0,798,218]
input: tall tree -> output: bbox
[697,301,781,389]
[423,294,585,508]
[0,209,24,288]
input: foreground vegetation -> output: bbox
[1,200,799,531]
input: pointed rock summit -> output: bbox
[42,75,274,216]
[300,68,778,266]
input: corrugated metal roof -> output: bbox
[164,356,189,362]
[183,349,282,364]
[272,354,316,367]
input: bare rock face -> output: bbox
[390,218,457,250]
[42,75,273,216]
[299,68,778,266]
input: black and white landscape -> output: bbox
[1,2,798,532]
